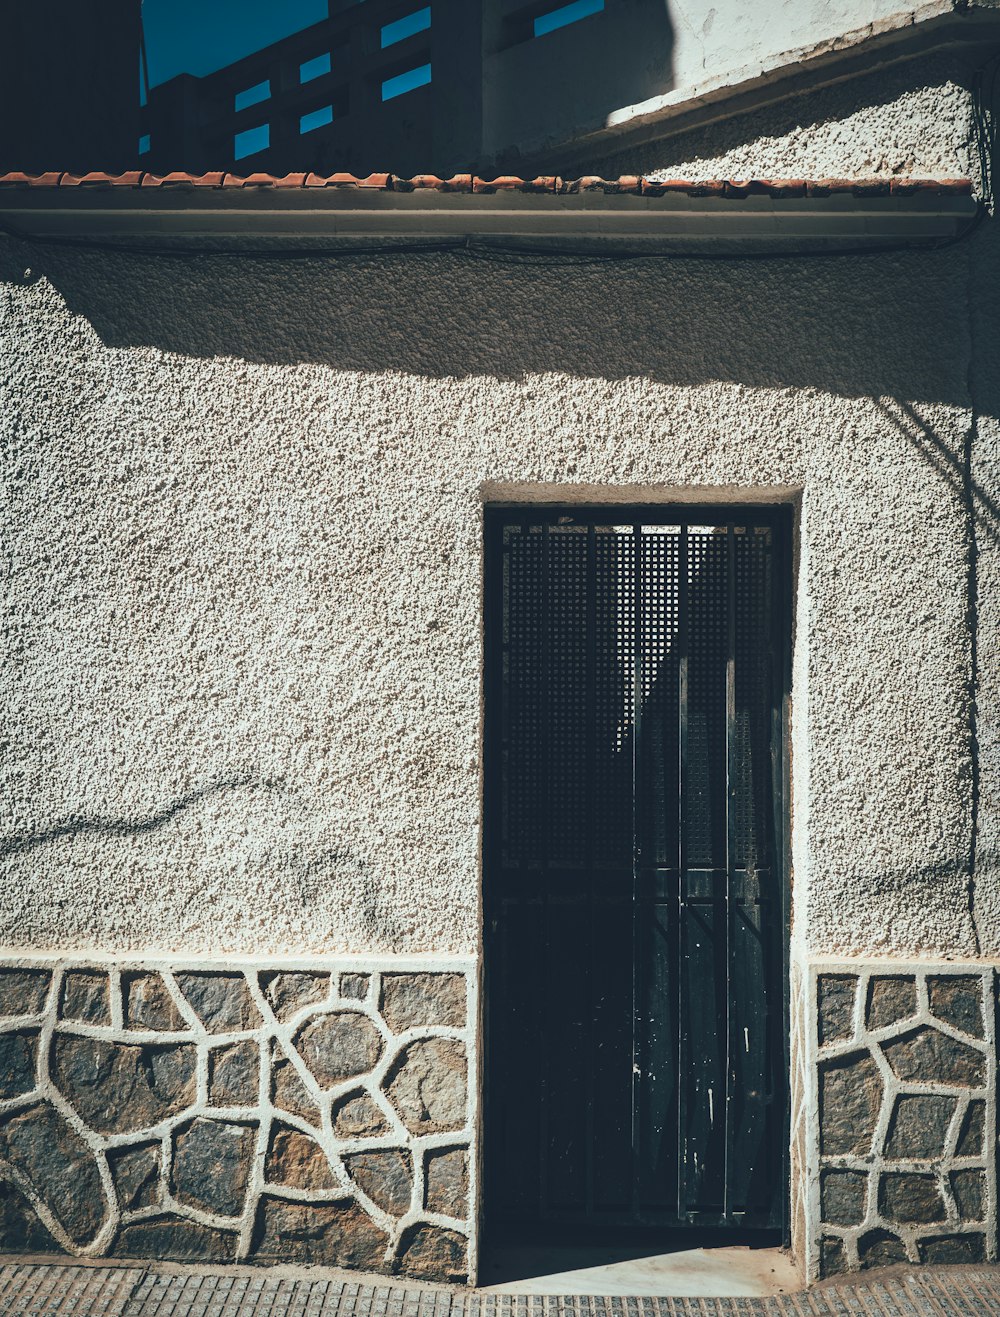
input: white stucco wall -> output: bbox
[0,73,993,967]
[663,0,971,114]
[0,246,981,961]
[487,0,994,166]
[590,57,976,182]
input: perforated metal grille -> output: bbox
[487,507,789,1235]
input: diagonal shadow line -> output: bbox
[881,398,1000,548]
[0,777,284,858]
[874,396,990,955]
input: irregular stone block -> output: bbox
[425,1147,469,1218]
[820,1169,866,1227]
[386,1038,467,1135]
[340,973,370,1001]
[252,1197,388,1269]
[956,1100,985,1157]
[172,1117,255,1218]
[866,976,916,1032]
[345,1149,412,1217]
[261,971,329,1021]
[883,1026,985,1087]
[114,1217,237,1261]
[123,973,184,1031]
[819,1236,847,1279]
[381,974,466,1033]
[951,1169,985,1221]
[819,1050,881,1157]
[0,969,50,1018]
[0,1031,38,1099]
[52,1035,196,1134]
[0,1103,105,1246]
[109,1142,160,1210]
[396,1223,468,1283]
[918,1233,985,1264]
[818,975,856,1045]
[332,1090,389,1138]
[880,1172,946,1224]
[0,1179,58,1252]
[59,970,111,1025]
[208,1041,259,1108]
[266,1127,336,1191]
[295,1012,383,1086]
[176,973,261,1033]
[928,976,984,1039]
[857,1228,907,1270]
[885,1093,956,1160]
[272,1054,321,1125]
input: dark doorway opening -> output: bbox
[483,506,791,1249]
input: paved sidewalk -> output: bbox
[3,1263,1000,1317]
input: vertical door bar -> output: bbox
[724,522,737,1219]
[585,521,596,1218]
[773,514,792,1244]
[538,518,549,1221]
[676,522,688,1218]
[631,522,642,1206]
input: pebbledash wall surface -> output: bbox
[2,55,1000,1286]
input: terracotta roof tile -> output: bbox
[0,171,64,187]
[393,174,473,192]
[0,171,974,198]
[138,171,227,188]
[472,175,559,193]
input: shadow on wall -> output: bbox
[484,0,675,168]
[0,237,976,405]
[0,51,986,399]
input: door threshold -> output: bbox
[477,1240,800,1297]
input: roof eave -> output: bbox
[0,179,978,244]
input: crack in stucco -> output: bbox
[0,779,286,860]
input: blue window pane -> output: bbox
[300,104,334,133]
[138,134,150,155]
[234,79,270,112]
[234,123,269,160]
[300,52,332,82]
[534,0,604,37]
[381,7,431,48]
[381,62,431,101]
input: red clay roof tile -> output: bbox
[0,171,974,198]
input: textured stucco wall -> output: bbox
[0,76,992,966]
[0,240,979,962]
[969,222,1000,956]
[588,57,976,182]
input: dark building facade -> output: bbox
[141,0,673,177]
[0,0,140,173]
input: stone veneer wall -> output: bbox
[807,961,997,1281]
[0,957,476,1284]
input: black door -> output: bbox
[484,507,790,1234]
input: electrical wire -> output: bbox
[972,49,1000,214]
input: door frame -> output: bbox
[480,501,794,1247]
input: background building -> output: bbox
[0,0,140,173]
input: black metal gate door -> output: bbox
[484,506,790,1234]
